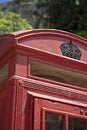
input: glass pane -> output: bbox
[30,60,87,88]
[0,64,8,84]
[45,112,65,130]
[68,117,86,130]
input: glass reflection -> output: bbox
[45,112,65,130]
[68,117,86,130]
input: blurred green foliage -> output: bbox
[48,0,87,39]
[46,0,87,32]
[76,31,87,39]
[0,0,87,39]
[0,12,33,34]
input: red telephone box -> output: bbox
[0,29,87,130]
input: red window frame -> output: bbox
[33,97,87,130]
[41,108,87,130]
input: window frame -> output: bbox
[28,58,87,90]
[41,108,87,130]
[33,97,87,130]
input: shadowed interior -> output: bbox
[30,61,87,88]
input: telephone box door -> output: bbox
[33,97,87,130]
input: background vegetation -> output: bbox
[0,11,32,34]
[0,0,87,38]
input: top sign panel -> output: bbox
[17,29,87,62]
[0,29,87,63]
